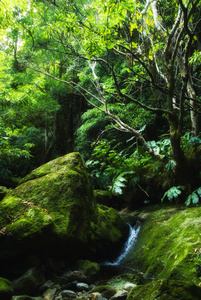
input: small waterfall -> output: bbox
[102,221,140,266]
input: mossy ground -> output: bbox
[0,277,13,299]
[123,204,201,285]
[127,279,201,300]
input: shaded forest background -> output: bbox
[0,0,201,208]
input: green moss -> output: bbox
[107,273,144,289]
[127,279,201,300]
[0,153,127,263]
[91,285,117,298]
[0,277,13,299]
[5,207,52,238]
[76,260,100,282]
[0,152,96,241]
[94,205,126,243]
[124,205,201,285]
[20,152,86,184]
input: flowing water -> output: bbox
[101,221,140,266]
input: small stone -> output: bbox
[63,271,87,283]
[61,289,77,298]
[76,282,90,291]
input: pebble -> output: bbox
[76,282,90,291]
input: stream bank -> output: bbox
[120,204,201,285]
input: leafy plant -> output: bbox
[110,175,127,195]
[185,187,201,206]
[161,186,185,203]
[147,138,171,158]
[86,139,140,192]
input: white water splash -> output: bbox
[103,222,140,266]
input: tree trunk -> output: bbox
[168,113,187,185]
[187,78,199,137]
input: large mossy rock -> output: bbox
[0,277,13,300]
[123,204,201,285]
[127,279,201,300]
[0,153,127,275]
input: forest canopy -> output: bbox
[0,0,201,206]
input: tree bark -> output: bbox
[168,113,187,184]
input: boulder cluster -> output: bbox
[2,259,144,300]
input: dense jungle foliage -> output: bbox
[0,0,201,207]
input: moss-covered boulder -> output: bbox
[0,153,127,274]
[127,279,201,300]
[123,204,201,285]
[76,260,100,283]
[91,285,117,298]
[0,277,13,300]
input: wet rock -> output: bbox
[63,270,88,283]
[12,267,46,296]
[76,282,90,291]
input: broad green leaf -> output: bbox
[192,193,199,205]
